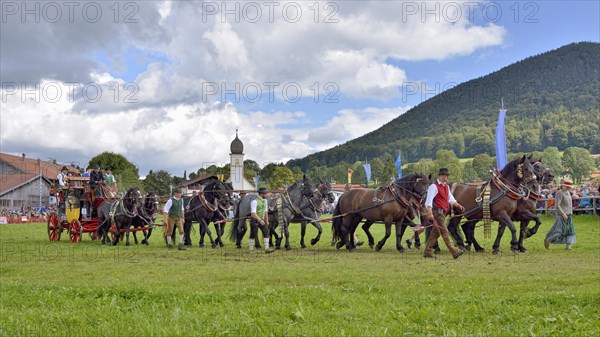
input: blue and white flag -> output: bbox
[363,163,371,184]
[495,109,507,170]
[395,153,403,179]
[253,176,259,192]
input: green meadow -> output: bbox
[1,215,599,337]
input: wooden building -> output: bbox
[0,153,79,210]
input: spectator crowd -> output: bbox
[538,181,600,215]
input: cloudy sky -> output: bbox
[1,1,598,175]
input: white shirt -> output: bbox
[425,179,457,209]
[163,197,185,214]
[57,173,68,187]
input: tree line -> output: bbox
[86,145,598,198]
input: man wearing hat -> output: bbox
[249,187,274,253]
[163,187,186,250]
[423,168,465,259]
[103,167,118,197]
[89,164,104,196]
[57,166,69,188]
[544,179,577,250]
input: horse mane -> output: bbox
[394,173,419,185]
[124,187,139,199]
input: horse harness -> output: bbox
[273,191,313,217]
[391,184,422,214]
[108,197,138,227]
[136,195,160,226]
[185,185,220,215]
[457,169,534,238]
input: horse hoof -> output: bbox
[141,239,146,245]
[475,248,485,253]
[126,243,131,247]
[398,247,406,253]
[459,246,468,252]
[145,242,150,246]
[275,246,281,250]
[349,247,357,252]
[519,247,527,253]
[219,242,225,248]
[330,240,336,247]
[235,244,242,249]
[493,249,501,255]
[375,245,382,252]
[368,243,374,249]
[511,248,519,255]
[335,242,344,250]
[285,246,292,251]
[199,244,205,248]
[211,243,217,249]
[301,244,307,249]
[310,239,318,246]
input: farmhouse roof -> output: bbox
[0,152,80,195]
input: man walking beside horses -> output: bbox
[424,168,464,259]
[163,187,186,251]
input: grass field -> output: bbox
[1,215,599,337]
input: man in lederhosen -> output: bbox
[249,187,274,253]
[423,168,464,259]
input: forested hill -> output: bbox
[288,42,600,171]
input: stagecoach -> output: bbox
[46,176,154,243]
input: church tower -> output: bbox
[229,129,245,190]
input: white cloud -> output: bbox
[307,106,411,148]
[1,1,507,174]
[1,82,410,174]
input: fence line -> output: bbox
[536,196,599,215]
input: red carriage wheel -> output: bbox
[69,219,82,243]
[47,212,61,241]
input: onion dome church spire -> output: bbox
[230,129,244,155]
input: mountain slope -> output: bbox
[288,42,600,170]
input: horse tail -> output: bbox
[331,200,343,241]
[228,199,242,242]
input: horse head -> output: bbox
[504,155,536,184]
[144,191,160,218]
[124,187,143,213]
[411,173,431,200]
[215,181,233,209]
[300,174,316,197]
[318,179,335,204]
[532,160,554,185]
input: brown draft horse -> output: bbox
[332,173,430,252]
[447,155,536,255]
[448,157,552,253]
[511,158,554,251]
[361,197,429,252]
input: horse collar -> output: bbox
[198,191,217,212]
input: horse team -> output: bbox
[96,155,550,256]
